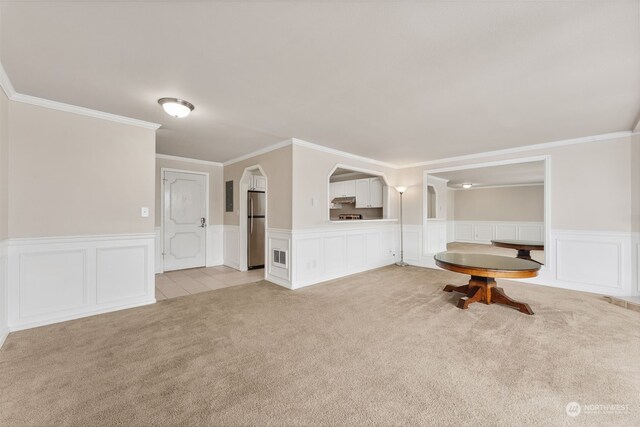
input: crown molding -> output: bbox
[449,182,544,190]
[156,153,223,167]
[223,139,293,166]
[0,62,16,99]
[0,59,160,130]
[10,93,161,130]
[402,131,633,169]
[2,58,635,165]
[426,175,449,183]
[291,138,399,169]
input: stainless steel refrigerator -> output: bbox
[247,191,265,269]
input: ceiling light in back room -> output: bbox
[158,98,194,118]
[461,183,473,189]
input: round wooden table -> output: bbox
[435,252,540,315]
[491,239,544,264]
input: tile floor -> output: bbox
[155,266,265,301]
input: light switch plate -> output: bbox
[141,207,149,217]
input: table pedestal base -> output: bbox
[516,249,543,265]
[443,276,534,315]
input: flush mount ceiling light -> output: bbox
[157,98,194,118]
[461,183,473,189]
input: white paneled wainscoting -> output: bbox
[450,221,544,244]
[0,240,8,347]
[540,230,640,297]
[265,224,398,289]
[224,223,639,297]
[5,233,156,332]
[414,224,640,297]
[223,225,240,270]
[155,225,224,273]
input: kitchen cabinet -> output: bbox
[355,177,383,208]
[250,175,266,191]
[330,180,356,198]
[369,177,383,207]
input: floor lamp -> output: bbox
[395,186,408,266]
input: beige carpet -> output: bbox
[1,266,639,426]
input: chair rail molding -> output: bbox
[6,233,156,332]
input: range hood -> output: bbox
[331,196,356,204]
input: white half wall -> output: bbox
[418,223,639,297]
[155,227,162,274]
[6,233,155,331]
[289,224,397,289]
[223,225,240,270]
[206,225,224,268]
[223,225,638,298]
[636,236,640,294]
[535,229,637,296]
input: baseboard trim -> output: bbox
[206,259,224,267]
[0,330,7,349]
[291,261,394,290]
[265,275,292,289]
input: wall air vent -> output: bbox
[273,249,288,268]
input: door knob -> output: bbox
[200,217,207,228]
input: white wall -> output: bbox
[282,141,400,288]
[632,134,640,294]
[407,136,634,230]
[0,90,8,346]
[223,144,292,229]
[2,98,157,337]
[0,89,7,241]
[632,134,640,233]
[425,175,448,220]
[292,141,398,229]
[400,135,639,296]
[221,140,401,289]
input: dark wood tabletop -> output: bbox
[434,252,541,278]
[435,252,540,315]
[491,239,544,251]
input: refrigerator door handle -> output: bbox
[250,197,253,234]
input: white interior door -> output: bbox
[163,171,207,271]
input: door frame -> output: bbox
[239,165,267,273]
[160,168,210,273]
[422,155,551,269]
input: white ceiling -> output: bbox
[432,161,545,188]
[1,1,639,164]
